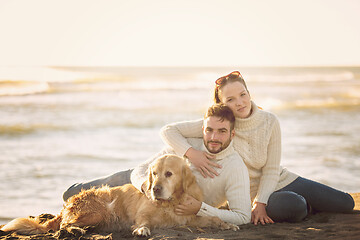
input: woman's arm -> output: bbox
[160,119,203,156]
[254,117,281,204]
[161,119,220,177]
[251,116,281,225]
[132,118,205,190]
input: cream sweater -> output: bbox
[160,101,298,204]
[131,139,251,225]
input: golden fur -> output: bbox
[1,154,238,237]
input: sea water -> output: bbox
[0,66,359,224]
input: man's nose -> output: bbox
[210,132,218,140]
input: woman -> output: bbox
[160,71,355,225]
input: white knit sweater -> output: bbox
[130,139,252,225]
[160,101,298,204]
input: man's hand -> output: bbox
[185,148,221,178]
[175,195,202,215]
[251,202,274,225]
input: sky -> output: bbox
[0,0,359,67]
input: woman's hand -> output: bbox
[251,202,274,225]
[185,148,221,178]
[175,195,202,215]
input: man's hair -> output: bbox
[204,104,235,131]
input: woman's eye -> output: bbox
[165,171,172,177]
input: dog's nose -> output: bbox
[153,185,162,195]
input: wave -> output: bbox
[259,97,360,111]
[64,153,127,162]
[0,124,71,136]
[0,66,90,96]
[248,71,355,83]
[0,66,86,82]
[0,76,207,96]
[1,66,359,96]
[0,121,161,137]
[0,80,50,96]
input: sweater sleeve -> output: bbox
[254,116,281,204]
[160,119,203,156]
[197,157,252,225]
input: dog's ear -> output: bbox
[142,167,152,193]
[182,164,204,201]
[182,165,196,192]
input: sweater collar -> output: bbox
[200,140,235,161]
[234,101,263,130]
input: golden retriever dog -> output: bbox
[1,154,238,237]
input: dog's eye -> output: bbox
[165,171,172,178]
[152,171,157,176]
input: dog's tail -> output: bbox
[1,215,62,235]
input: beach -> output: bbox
[0,193,359,239]
[1,66,360,239]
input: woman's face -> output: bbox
[219,81,252,118]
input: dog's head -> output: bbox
[145,154,202,203]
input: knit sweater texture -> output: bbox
[160,101,298,204]
[130,139,251,225]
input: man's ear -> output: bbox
[230,129,235,139]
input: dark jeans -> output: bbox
[63,169,133,201]
[266,177,355,222]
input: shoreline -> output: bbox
[1,193,359,240]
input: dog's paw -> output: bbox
[226,223,239,231]
[218,221,239,231]
[209,217,239,231]
[132,226,151,237]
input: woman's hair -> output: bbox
[214,71,249,103]
[205,103,235,130]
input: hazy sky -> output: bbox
[0,0,359,66]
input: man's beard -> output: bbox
[205,138,231,154]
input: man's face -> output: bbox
[203,116,235,154]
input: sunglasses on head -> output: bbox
[215,71,243,86]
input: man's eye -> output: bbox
[165,171,172,177]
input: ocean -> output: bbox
[1,66,359,224]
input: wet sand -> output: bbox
[1,193,359,240]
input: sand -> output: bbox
[1,193,359,240]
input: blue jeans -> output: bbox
[266,177,355,222]
[63,169,133,201]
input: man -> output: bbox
[132,104,251,225]
[64,104,251,225]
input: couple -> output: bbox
[63,71,354,225]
